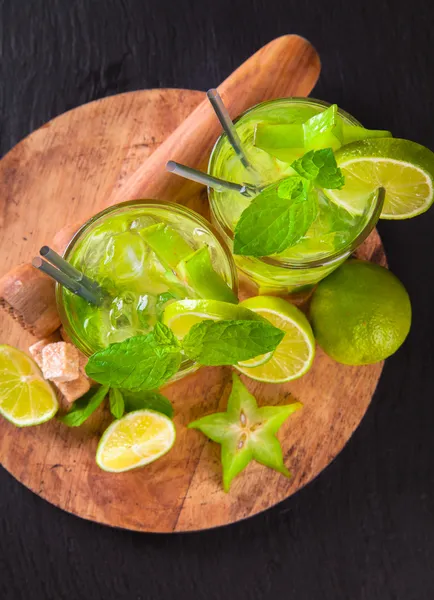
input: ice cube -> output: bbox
[104,232,147,282]
[129,215,158,232]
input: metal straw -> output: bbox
[32,257,103,306]
[166,161,257,197]
[40,246,100,292]
[207,88,254,171]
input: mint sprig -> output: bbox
[291,148,344,189]
[86,329,182,391]
[183,319,284,366]
[85,316,284,389]
[233,147,344,258]
[233,177,317,257]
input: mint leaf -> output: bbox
[122,389,174,418]
[276,176,304,200]
[58,385,109,427]
[182,319,284,366]
[153,321,180,347]
[86,332,182,391]
[291,148,345,189]
[234,178,317,257]
[109,387,125,419]
[303,104,343,150]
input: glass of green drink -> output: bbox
[208,98,384,294]
[57,200,238,381]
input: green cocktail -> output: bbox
[57,200,238,379]
[208,98,384,294]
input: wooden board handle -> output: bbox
[107,35,320,205]
[0,35,320,339]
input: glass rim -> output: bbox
[207,96,383,271]
[56,199,239,359]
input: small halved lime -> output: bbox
[162,299,263,339]
[96,409,176,473]
[0,345,58,427]
[235,297,315,383]
[326,138,434,219]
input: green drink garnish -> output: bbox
[188,373,302,492]
[254,103,392,159]
[85,314,283,390]
[177,247,238,304]
[140,222,193,269]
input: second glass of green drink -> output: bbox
[208,97,384,295]
[57,200,238,382]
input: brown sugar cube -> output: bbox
[56,374,91,404]
[78,351,88,375]
[28,332,62,368]
[42,342,80,382]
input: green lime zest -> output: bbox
[188,373,302,492]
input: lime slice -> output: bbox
[326,138,434,219]
[96,409,176,473]
[237,351,273,369]
[0,345,58,427]
[235,297,315,383]
[176,247,238,304]
[163,299,263,339]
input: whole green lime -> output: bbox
[310,259,411,365]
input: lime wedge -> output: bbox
[96,409,175,472]
[176,247,238,304]
[163,298,263,339]
[140,223,193,270]
[0,345,58,427]
[235,297,315,383]
[325,138,434,219]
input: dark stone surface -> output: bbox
[1,0,434,598]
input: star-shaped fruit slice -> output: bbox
[188,373,302,492]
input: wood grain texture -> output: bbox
[0,89,385,532]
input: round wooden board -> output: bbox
[0,89,386,532]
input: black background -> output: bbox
[1,1,434,599]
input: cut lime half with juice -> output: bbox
[96,409,176,472]
[325,138,434,219]
[0,345,58,427]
